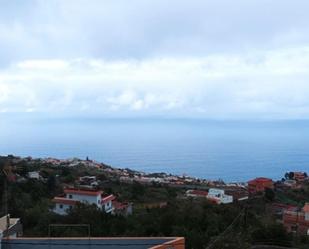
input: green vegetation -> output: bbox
[1,156,309,249]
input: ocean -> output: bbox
[0,116,308,182]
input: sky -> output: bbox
[1,0,309,119]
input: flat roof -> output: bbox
[0,215,20,231]
[1,237,184,249]
[52,197,78,205]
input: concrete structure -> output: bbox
[52,188,115,215]
[248,177,274,195]
[0,214,23,249]
[207,188,233,204]
[283,203,309,235]
[1,237,185,249]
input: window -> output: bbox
[59,204,63,209]
[69,194,73,199]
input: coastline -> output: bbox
[1,154,249,187]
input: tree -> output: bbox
[47,175,56,193]
[264,188,275,202]
[131,181,145,199]
[288,172,294,180]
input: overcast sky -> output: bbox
[1,0,309,119]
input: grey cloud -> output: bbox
[1,46,309,118]
[1,0,309,65]
[1,1,309,119]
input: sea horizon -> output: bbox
[1,116,308,182]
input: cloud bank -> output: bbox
[1,0,309,119]
[1,46,309,119]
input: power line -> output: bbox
[205,208,245,249]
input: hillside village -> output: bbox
[0,155,309,249]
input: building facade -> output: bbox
[186,188,233,204]
[207,188,233,204]
[52,188,114,215]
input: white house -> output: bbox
[52,188,115,215]
[207,188,233,204]
[102,195,115,213]
[52,197,78,215]
[28,171,40,179]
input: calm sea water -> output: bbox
[0,116,308,182]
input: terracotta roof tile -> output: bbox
[52,197,78,205]
[64,188,103,196]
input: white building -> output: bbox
[52,188,115,215]
[207,188,233,204]
[28,171,40,179]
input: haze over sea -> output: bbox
[0,116,308,182]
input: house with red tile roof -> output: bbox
[52,188,115,215]
[247,177,274,195]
